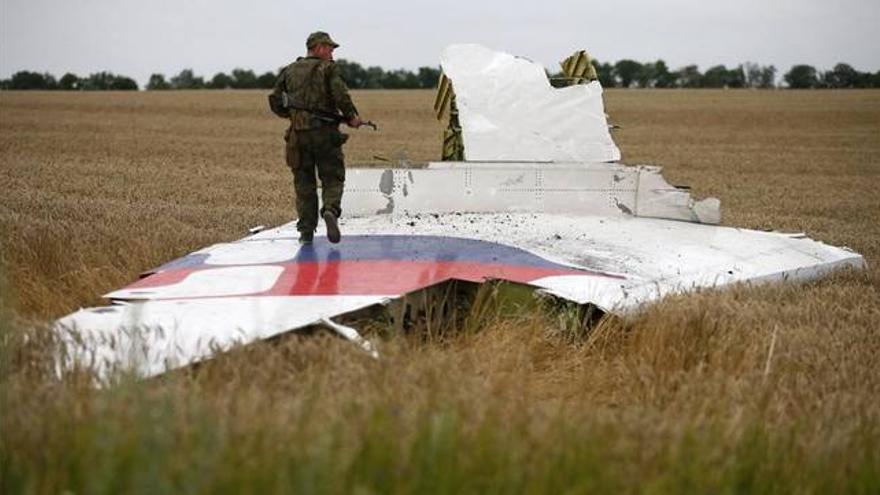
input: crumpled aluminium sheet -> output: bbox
[53,44,866,381]
[55,213,864,380]
[343,163,721,224]
[440,44,621,163]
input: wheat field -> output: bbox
[1,89,879,493]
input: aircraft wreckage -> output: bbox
[57,44,865,379]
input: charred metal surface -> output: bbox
[614,198,634,215]
[378,169,394,194]
[376,169,396,214]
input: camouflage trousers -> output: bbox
[285,125,348,234]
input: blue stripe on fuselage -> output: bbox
[293,236,570,270]
[152,235,579,273]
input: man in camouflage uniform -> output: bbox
[273,31,363,244]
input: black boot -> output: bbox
[299,231,314,245]
[323,211,341,244]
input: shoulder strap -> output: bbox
[310,60,328,93]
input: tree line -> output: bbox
[0,63,442,92]
[141,62,443,90]
[0,71,138,91]
[575,60,880,89]
[2,60,878,91]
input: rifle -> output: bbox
[271,92,378,130]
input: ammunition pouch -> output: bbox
[268,93,289,118]
[331,130,349,147]
[310,116,330,128]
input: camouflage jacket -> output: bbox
[273,56,358,131]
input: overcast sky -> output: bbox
[2,0,878,86]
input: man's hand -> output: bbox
[345,116,379,131]
[346,116,378,131]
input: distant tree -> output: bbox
[110,76,138,90]
[170,69,205,89]
[382,69,420,89]
[593,60,615,87]
[79,72,137,90]
[382,70,404,89]
[743,62,776,88]
[635,62,656,88]
[417,66,441,88]
[784,64,819,88]
[77,72,137,90]
[758,65,776,88]
[147,73,171,90]
[613,59,642,88]
[59,72,80,90]
[726,65,746,88]
[823,63,859,88]
[256,71,276,89]
[207,72,234,89]
[0,79,10,90]
[852,70,875,88]
[652,60,676,88]
[10,71,57,90]
[336,59,368,88]
[692,64,745,88]
[79,72,106,90]
[701,65,729,88]
[364,66,385,89]
[675,65,702,88]
[230,68,257,89]
[744,62,761,88]
[41,72,58,89]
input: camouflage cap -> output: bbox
[306,31,340,49]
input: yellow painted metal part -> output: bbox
[434,73,453,121]
[559,50,598,85]
[434,72,464,161]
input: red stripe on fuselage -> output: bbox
[122,260,614,298]
[270,260,590,296]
